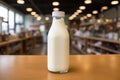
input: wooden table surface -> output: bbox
[0,55,120,80]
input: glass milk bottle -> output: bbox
[47,11,69,73]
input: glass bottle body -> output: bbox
[47,17,69,73]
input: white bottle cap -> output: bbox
[52,11,65,17]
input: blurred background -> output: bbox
[0,0,120,55]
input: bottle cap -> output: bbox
[52,11,65,17]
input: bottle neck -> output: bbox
[52,17,65,27]
[53,17,64,22]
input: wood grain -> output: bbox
[0,55,120,80]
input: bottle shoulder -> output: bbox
[48,26,69,38]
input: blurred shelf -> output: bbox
[86,37,120,44]
[74,36,120,54]
[0,36,42,55]
[88,43,120,54]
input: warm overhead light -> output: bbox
[34,14,39,17]
[72,14,77,18]
[77,10,82,13]
[92,10,98,14]
[84,0,92,4]
[45,17,49,21]
[37,16,42,21]
[97,19,102,23]
[26,8,32,12]
[105,19,112,23]
[69,17,74,20]
[80,17,84,21]
[17,0,25,4]
[79,6,86,10]
[74,12,79,15]
[52,1,60,6]
[101,6,108,11]
[83,16,87,19]
[87,13,92,17]
[106,19,110,23]
[53,8,59,11]
[31,11,36,15]
[111,0,119,5]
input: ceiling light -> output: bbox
[97,19,102,23]
[52,1,60,6]
[69,17,74,20]
[102,6,108,10]
[53,8,59,11]
[83,16,87,19]
[37,16,42,21]
[87,13,92,17]
[77,10,82,13]
[72,14,77,18]
[17,0,25,4]
[80,17,84,21]
[106,19,109,23]
[111,0,119,5]
[34,14,39,17]
[31,11,36,15]
[84,0,92,4]
[79,6,86,10]
[101,6,108,11]
[45,17,49,21]
[26,8,32,12]
[92,10,98,14]
[74,12,79,15]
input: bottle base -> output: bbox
[48,70,68,74]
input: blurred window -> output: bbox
[0,5,8,32]
[15,13,24,33]
[2,22,8,32]
[0,6,8,21]
[15,13,23,23]
[9,10,14,29]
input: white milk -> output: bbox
[47,11,69,73]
